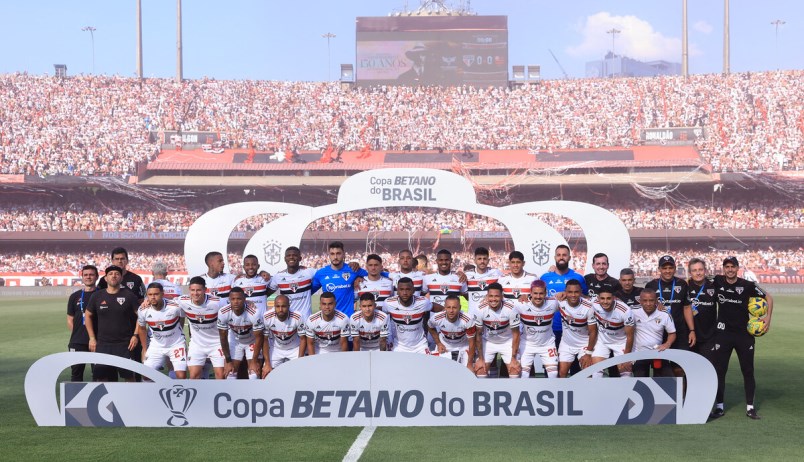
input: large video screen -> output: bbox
[355,16,508,87]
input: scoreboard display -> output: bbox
[355,16,508,87]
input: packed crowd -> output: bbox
[2,201,801,233]
[2,246,800,279]
[1,71,802,175]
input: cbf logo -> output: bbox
[263,240,283,266]
[159,385,197,427]
[532,241,550,266]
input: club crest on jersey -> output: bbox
[707,289,714,297]
[513,288,521,298]
[404,314,412,324]
[289,282,299,293]
[370,291,380,300]
[116,297,126,304]
[440,284,449,294]
[735,287,744,294]
[674,287,682,294]
[244,287,253,296]
[531,240,551,266]
[342,273,351,282]
[262,240,283,266]
[478,281,487,290]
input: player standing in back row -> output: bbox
[464,247,503,319]
[498,251,537,302]
[423,249,466,309]
[268,247,316,320]
[710,257,774,420]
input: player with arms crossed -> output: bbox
[631,289,676,377]
[428,294,476,369]
[350,293,389,351]
[268,247,316,320]
[514,280,560,379]
[383,277,437,354]
[304,292,349,355]
[590,288,635,378]
[177,276,226,379]
[557,279,598,378]
[137,283,187,379]
[218,287,264,380]
[261,295,305,377]
[475,283,521,378]
[710,256,774,420]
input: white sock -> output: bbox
[248,371,258,380]
[593,371,604,378]
[546,370,558,379]
[520,370,530,379]
[620,371,633,377]
[747,404,754,411]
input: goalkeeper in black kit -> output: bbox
[709,257,773,420]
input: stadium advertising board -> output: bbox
[184,168,631,277]
[355,16,508,87]
[27,350,716,427]
[641,127,704,145]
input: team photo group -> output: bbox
[69,241,773,421]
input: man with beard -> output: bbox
[464,247,503,319]
[389,249,425,296]
[422,249,467,310]
[540,245,587,351]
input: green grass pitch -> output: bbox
[1,296,802,461]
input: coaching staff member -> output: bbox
[85,265,141,382]
[67,265,99,381]
[710,256,773,420]
[98,247,145,301]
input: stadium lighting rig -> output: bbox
[81,26,96,74]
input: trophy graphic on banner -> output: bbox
[159,385,197,427]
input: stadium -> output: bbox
[2,1,803,460]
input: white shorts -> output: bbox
[593,341,627,359]
[518,343,558,371]
[558,343,591,363]
[483,341,513,364]
[229,340,257,361]
[188,342,225,367]
[269,346,300,368]
[392,341,431,355]
[144,342,188,372]
[433,347,469,366]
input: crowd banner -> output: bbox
[184,168,631,276]
[26,350,715,427]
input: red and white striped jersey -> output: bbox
[233,274,270,317]
[514,299,558,347]
[593,300,635,346]
[475,300,520,344]
[268,268,316,320]
[355,276,395,303]
[558,299,597,350]
[201,272,236,300]
[177,294,223,348]
[382,295,432,350]
[428,311,476,351]
[465,268,503,316]
[263,309,304,350]
[152,279,182,300]
[389,270,425,296]
[217,301,264,345]
[302,311,349,353]
[498,272,538,301]
[137,300,185,347]
[349,311,389,351]
[422,272,466,306]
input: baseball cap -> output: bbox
[723,256,739,266]
[658,255,676,267]
[104,265,124,275]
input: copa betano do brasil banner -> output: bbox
[27,350,716,427]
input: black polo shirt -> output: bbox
[86,289,140,345]
[67,288,98,347]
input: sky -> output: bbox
[1,0,801,81]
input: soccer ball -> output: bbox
[747,318,766,337]
[747,297,768,318]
